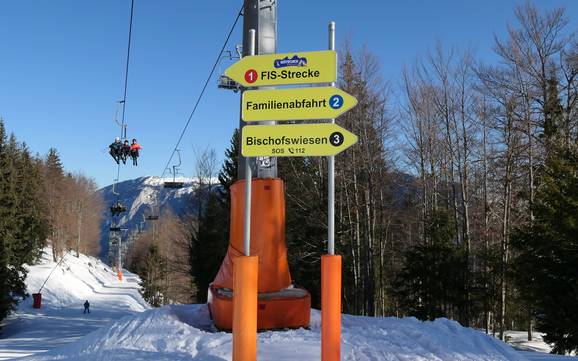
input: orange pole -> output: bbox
[117,270,122,281]
[321,254,341,361]
[233,255,258,361]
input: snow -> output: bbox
[8,304,530,361]
[0,248,148,360]
[507,332,577,360]
[1,246,576,360]
[508,331,554,354]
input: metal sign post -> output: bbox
[243,29,256,258]
[225,12,354,360]
[232,28,259,361]
[321,21,342,361]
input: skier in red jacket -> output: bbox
[129,138,142,166]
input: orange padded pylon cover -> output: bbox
[209,285,311,331]
[212,178,292,292]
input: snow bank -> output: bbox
[17,304,526,361]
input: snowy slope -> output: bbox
[13,304,528,361]
[1,247,575,361]
[0,247,149,360]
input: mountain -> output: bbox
[97,176,205,261]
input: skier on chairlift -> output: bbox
[130,138,142,166]
[110,202,126,216]
[109,137,123,164]
[120,140,130,165]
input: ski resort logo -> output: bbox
[274,55,307,68]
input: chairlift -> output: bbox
[217,49,242,92]
[109,227,121,232]
[218,75,240,91]
[164,149,185,189]
[110,202,127,216]
[145,194,159,220]
[107,102,129,164]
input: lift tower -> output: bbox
[238,0,277,179]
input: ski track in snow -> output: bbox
[0,248,148,360]
[1,247,577,361]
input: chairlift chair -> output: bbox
[109,226,121,232]
[110,202,127,216]
[145,194,159,220]
[163,150,185,189]
[218,75,240,92]
[217,49,241,92]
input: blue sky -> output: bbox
[0,0,576,188]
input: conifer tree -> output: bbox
[394,210,468,321]
[512,80,578,352]
[0,120,48,326]
[512,146,578,354]
[190,129,237,302]
[43,148,65,261]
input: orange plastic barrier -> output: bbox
[117,270,123,281]
[321,255,342,361]
[208,178,311,331]
[233,256,258,361]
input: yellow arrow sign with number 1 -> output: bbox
[242,87,358,122]
[224,50,336,87]
[242,123,358,157]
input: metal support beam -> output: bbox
[327,21,336,255]
[238,0,278,180]
[243,29,256,257]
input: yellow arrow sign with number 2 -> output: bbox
[242,87,358,122]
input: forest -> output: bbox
[0,119,105,325]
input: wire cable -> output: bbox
[121,0,135,133]
[114,0,136,195]
[160,3,243,179]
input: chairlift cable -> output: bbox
[120,0,135,137]
[160,3,243,180]
[108,0,136,270]
[113,0,136,198]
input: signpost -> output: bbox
[241,123,357,157]
[225,18,353,361]
[225,50,337,87]
[242,87,357,122]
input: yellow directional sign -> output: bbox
[242,87,358,122]
[224,50,336,87]
[241,123,357,157]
